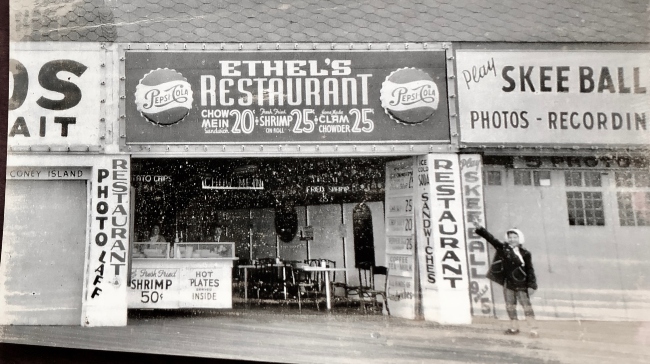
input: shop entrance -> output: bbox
[0,180,87,325]
[130,157,393,303]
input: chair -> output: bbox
[342,265,390,315]
[250,258,286,301]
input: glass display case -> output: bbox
[174,242,235,259]
[131,242,235,259]
[132,242,170,258]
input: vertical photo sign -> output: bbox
[459,155,494,317]
[416,154,471,324]
[384,158,417,320]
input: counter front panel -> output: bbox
[129,242,236,309]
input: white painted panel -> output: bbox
[0,180,87,325]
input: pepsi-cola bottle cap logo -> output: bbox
[135,68,193,126]
[380,68,439,125]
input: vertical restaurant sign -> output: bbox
[384,158,417,320]
[459,155,494,317]
[8,45,103,147]
[124,50,450,144]
[83,158,130,327]
[416,154,471,324]
[456,50,650,145]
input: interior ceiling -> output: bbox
[132,157,401,210]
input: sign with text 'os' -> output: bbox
[124,50,449,145]
[8,45,103,148]
[456,50,650,146]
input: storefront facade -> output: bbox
[2,43,130,326]
[4,1,648,327]
[119,43,476,324]
[455,46,650,320]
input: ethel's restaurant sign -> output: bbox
[456,50,650,145]
[124,50,449,144]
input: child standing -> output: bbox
[473,221,539,337]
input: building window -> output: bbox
[566,191,605,226]
[533,171,551,186]
[584,172,602,187]
[484,170,502,186]
[564,171,601,187]
[615,172,634,187]
[565,171,582,187]
[617,192,650,226]
[514,170,532,186]
[514,170,551,186]
[616,171,650,188]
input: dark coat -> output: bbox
[475,227,538,291]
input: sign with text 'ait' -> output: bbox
[8,44,104,148]
[124,50,449,144]
[456,50,650,146]
[415,154,471,324]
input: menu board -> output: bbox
[384,158,417,320]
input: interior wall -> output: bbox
[0,180,87,325]
[226,209,251,261]
[342,201,386,289]
[278,206,308,262]
[484,167,650,321]
[250,208,277,259]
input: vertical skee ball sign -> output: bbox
[81,158,130,326]
[459,155,494,317]
[416,154,471,324]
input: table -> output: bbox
[300,266,346,310]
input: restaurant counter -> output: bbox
[128,242,237,309]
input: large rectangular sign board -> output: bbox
[124,50,450,145]
[8,44,104,148]
[456,50,650,146]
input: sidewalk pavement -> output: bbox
[1,307,649,363]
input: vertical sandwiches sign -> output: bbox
[416,154,471,324]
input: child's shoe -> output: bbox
[504,328,520,335]
[529,330,539,338]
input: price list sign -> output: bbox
[384,158,417,320]
[123,50,449,145]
